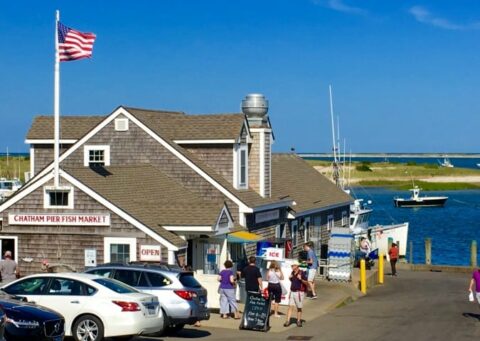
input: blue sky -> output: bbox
[1,0,480,153]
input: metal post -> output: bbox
[360,259,367,294]
[409,241,413,264]
[425,238,432,265]
[471,240,477,268]
[378,253,384,284]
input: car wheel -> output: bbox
[72,314,104,341]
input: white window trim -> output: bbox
[84,145,111,167]
[104,237,137,263]
[341,211,348,227]
[0,236,18,262]
[30,147,35,178]
[43,186,74,209]
[304,217,311,243]
[291,220,298,247]
[327,214,334,231]
[115,118,129,131]
[233,144,248,189]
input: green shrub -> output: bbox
[356,164,372,172]
[406,161,417,166]
[423,163,439,169]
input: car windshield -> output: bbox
[93,278,139,294]
[178,273,202,288]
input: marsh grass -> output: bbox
[0,156,30,182]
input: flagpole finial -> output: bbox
[56,10,60,21]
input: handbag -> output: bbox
[469,291,474,302]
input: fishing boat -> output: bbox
[350,198,409,257]
[327,85,409,257]
[0,178,22,201]
[438,157,454,168]
[393,186,448,208]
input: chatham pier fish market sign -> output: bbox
[9,213,110,226]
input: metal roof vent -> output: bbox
[241,94,268,125]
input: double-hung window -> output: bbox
[234,144,248,189]
[84,145,110,167]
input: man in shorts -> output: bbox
[284,261,308,327]
[469,267,480,305]
[304,243,318,299]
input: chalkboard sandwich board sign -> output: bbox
[239,291,271,332]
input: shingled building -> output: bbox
[0,95,352,295]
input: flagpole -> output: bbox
[54,10,60,187]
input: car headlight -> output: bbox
[7,318,40,329]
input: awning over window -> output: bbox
[227,231,264,243]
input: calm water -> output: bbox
[303,156,480,170]
[353,187,480,266]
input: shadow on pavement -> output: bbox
[462,312,480,321]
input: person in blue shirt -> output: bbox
[303,243,318,299]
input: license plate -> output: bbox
[199,297,206,304]
[54,337,63,341]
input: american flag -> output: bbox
[57,22,96,62]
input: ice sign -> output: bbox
[265,247,284,261]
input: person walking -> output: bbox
[267,260,284,318]
[468,267,480,306]
[388,243,399,276]
[0,251,17,284]
[218,260,240,319]
[284,261,308,328]
[303,243,318,299]
[241,256,263,294]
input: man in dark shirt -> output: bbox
[284,260,308,327]
[241,256,263,293]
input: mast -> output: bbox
[329,85,340,187]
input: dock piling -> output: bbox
[471,240,477,268]
[409,241,413,264]
[425,238,432,265]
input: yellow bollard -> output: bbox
[378,253,384,284]
[360,259,367,294]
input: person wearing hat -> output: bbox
[388,243,399,276]
[284,260,308,327]
[0,251,18,284]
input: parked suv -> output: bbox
[85,263,209,332]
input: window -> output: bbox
[146,272,172,287]
[47,278,94,296]
[110,244,130,263]
[104,237,137,263]
[84,145,110,167]
[93,278,139,294]
[5,277,49,295]
[178,273,202,288]
[342,211,348,227]
[113,269,145,287]
[44,186,73,209]
[87,268,113,278]
[327,215,334,230]
[233,144,248,189]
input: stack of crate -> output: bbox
[327,227,354,282]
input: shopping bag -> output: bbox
[281,282,288,296]
[469,291,474,302]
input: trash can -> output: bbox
[238,279,247,303]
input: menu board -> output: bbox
[239,292,271,332]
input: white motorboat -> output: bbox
[438,157,454,168]
[394,186,448,208]
[350,199,409,257]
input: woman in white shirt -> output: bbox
[267,260,284,317]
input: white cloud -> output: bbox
[313,0,368,16]
[409,5,480,30]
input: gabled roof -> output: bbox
[126,107,247,141]
[26,107,247,142]
[65,164,228,247]
[26,116,104,140]
[271,154,353,214]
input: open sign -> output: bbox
[140,245,161,261]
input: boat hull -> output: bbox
[394,197,448,207]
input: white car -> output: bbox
[1,273,163,341]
